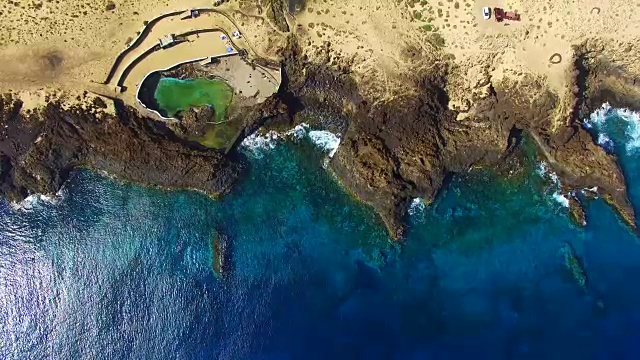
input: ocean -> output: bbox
[1,105,640,359]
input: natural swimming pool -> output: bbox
[153,77,233,122]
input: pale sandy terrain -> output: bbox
[0,0,284,111]
[289,0,640,127]
[1,0,639,123]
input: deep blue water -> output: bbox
[2,107,640,359]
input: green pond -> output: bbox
[154,77,233,122]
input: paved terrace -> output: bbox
[107,10,252,86]
[95,8,280,122]
[95,8,280,120]
[121,31,234,115]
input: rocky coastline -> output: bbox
[1,36,640,240]
[276,38,640,239]
[0,94,244,203]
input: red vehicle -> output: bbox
[493,7,521,22]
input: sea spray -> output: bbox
[285,123,309,140]
[408,197,426,216]
[583,102,640,154]
[551,192,570,208]
[617,108,640,151]
[536,161,570,208]
[597,133,615,153]
[240,131,281,158]
[240,123,341,160]
[9,190,65,212]
[308,130,341,158]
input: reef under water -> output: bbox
[1,109,640,359]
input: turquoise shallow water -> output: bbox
[2,108,640,358]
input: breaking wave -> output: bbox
[240,123,341,159]
[583,102,640,154]
[408,197,426,216]
[239,131,281,158]
[597,133,615,153]
[552,192,570,208]
[308,130,341,158]
[10,192,63,212]
[536,161,570,208]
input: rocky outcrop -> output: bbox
[276,38,639,238]
[276,42,508,238]
[1,36,639,241]
[178,105,216,137]
[575,39,640,115]
[0,94,242,202]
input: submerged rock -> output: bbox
[211,230,232,278]
[561,242,588,290]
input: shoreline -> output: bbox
[2,1,640,240]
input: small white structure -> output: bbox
[231,30,241,39]
[159,34,176,49]
[482,7,491,20]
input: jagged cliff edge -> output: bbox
[1,37,639,240]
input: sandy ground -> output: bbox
[291,0,640,87]
[289,0,640,128]
[1,0,639,119]
[0,0,284,112]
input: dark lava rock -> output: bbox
[2,37,639,241]
[0,97,242,202]
[179,105,216,138]
[276,37,639,239]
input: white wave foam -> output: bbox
[552,191,570,208]
[285,123,309,140]
[536,161,573,208]
[536,161,560,185]
[587,102,612,125]
[597,133,615,152]
[10,193,61,212]
[584,102,640,153]
[617,107,640,151]
[597,133,611,146]
[240,123,341,159]
[308,130,341,158]
[239,131,281,158]
[535,161,549,177]
[408,197,426,216]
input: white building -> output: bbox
[159,34,176,49]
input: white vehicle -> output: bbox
[482,6,491,20]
